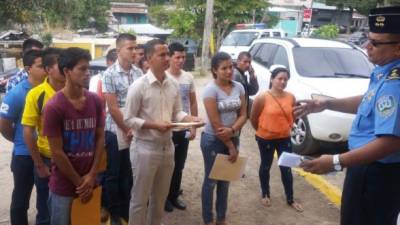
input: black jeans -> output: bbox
[103,131,133,221]
[167,130,190,200]
[10,154,50,225]
[341,162,400,225]
[255,136,294,204]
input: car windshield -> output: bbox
[222,32,258,46]
[293,47,373,78]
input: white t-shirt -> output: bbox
[89,74,101,93]
[166,70,195,114]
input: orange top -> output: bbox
[256,91,295,140]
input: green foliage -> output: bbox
[311,24,339,39]
[40,33,53,47]
[148,5,170,28]
[171,0,269,48]
[0,0,110,33]
[168,9,199,39]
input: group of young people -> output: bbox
[5,6,399,225]
[0,33,303,225]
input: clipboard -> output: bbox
[71,187,102,225]
[171,121,205,128]
[209,154,247,181]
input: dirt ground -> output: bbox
[0,76,340,225]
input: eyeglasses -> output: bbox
[368,39,400,47]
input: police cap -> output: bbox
[369,6,400,34]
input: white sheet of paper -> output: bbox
[278,152,303,168]
[116,107,129,150]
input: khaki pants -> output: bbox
[129,138,175,225]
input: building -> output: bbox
[110,2,148,24]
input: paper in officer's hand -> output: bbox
[278,152,303,168]
[209,154,247,181]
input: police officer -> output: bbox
[294,6,400,225]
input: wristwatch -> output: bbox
[332,154,342,171]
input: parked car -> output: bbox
[219,28,286,60]
[349,31,368,46]
[248,38,374,155]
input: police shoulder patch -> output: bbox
[385,67,400,81]
[0,103,9,114]
[376,95,397,118]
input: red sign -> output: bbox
[303,8,312,22]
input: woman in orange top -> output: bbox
[250,67,303,212]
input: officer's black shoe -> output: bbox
[164,200,174,212]
[171,198,186,210]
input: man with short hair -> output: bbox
[89,48,117,94]
[233,51,258,117]
[297,6,400,225]
[0,49,46,225]
[43,47,105,225]
[124,39,201,225]
[6,38,44,93]
[102,33,142,224]
[164,42,198,212]
[21,47,64,225]
[134,44,146,70]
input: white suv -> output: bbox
[249,38,374,154]
[219,29,285,61]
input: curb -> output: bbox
[293,168,342,207]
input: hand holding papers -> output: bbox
[209,154,247,181]
[278,152,312,168]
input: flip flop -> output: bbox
[261,197,271,207]
[290,201,304,212]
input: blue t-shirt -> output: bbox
[349,59,400,163]
[0,79,32,155]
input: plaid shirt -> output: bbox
[6,69,28,93]
[102,60,142,133]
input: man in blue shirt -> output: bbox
[5,38,43,93]
[295,6,400,225]
[0,49,47,225]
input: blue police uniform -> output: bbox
[349,58,400,163]
[341,59,400,225]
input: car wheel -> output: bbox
[291,117,319,155]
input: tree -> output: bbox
[168,9,200,39]
[311,24,339,39]
[172,0,269,49]
[0,0,110,33]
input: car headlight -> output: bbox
[311,93,336,101]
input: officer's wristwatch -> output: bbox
[332,154,342,171]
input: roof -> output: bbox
[253,38,353,49]
[267,6,299,12]
[312,2,350,11]
[110,24,173,36]
[110,2,147,14]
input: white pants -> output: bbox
[129,138,175,225]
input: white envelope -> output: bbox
[278,152,303,168]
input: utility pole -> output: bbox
[200,0,214,76]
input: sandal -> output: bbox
[290,201,304,212]
[261,197,271,207]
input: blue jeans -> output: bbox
[10,154,50,225]
[48,192,74,225]
[103,131,132,221]
[200,132,239,224]
[255,136,294,204]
